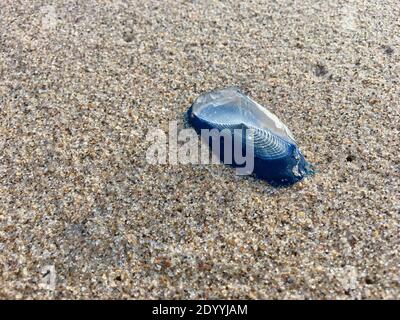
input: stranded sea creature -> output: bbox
[186,87,313,187]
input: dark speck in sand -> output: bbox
[382,45,394,55]
[123,32,134,43]
[365,277,375,285]
[314,64,328,77]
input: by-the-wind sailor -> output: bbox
[186,87,313,187]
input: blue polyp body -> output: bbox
[186,104,313,187]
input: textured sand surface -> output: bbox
[0,0,399,299]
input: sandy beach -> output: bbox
[0,0,399,299]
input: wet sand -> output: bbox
[0,0,399,299]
